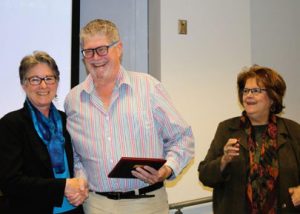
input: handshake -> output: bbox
[64,178,89,206]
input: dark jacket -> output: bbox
[198,116,300,214]
[0,103,74,214]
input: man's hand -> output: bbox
[65,178,89,206]
[131,165,173,185]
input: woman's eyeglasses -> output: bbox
[25,75,57,85]
[242,88,267,95]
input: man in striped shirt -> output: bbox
[64,19,195,214]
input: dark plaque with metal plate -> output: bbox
[108,157,166,178]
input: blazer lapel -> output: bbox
[228,117,249,151]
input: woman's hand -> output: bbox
[289,186,300,206]
[220,138,240,171]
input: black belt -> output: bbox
[93,182,163,200]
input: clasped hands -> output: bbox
[131,165,172,185]
[65,178,89,206]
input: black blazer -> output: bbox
[0,103,74,214]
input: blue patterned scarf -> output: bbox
[26,99,66,173]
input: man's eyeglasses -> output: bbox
[81,40,119,58]
[25,75,57,86]
[242,88,267,95]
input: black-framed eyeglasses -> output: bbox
[242,88,267,95]
[81,40,119,58]
[25,75,57,86]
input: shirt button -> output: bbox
[107,137,111,141]
[106,116,109,121]
[282,203,286,208]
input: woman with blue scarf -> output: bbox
[0,51,88,214]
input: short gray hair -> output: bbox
[80,19,120,47]
[19,51,60,85]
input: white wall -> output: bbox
[0,0,72,117]
[160,0,251,204]
[251,0,300,121]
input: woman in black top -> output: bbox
[0,51,88,214]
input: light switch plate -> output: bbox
[178,20,187,34]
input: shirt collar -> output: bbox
[82,74,94,94]
[115,66,132,89]
[80,66,132,95]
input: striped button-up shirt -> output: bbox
[64,67,194,192]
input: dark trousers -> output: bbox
[0,196,84,214]
[0,196,9,214]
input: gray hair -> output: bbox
[19,51,60,85]
[80,19,120,47]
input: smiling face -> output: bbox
[82,34,122,85]
[243,78,273,125]
[22,63,58,116]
